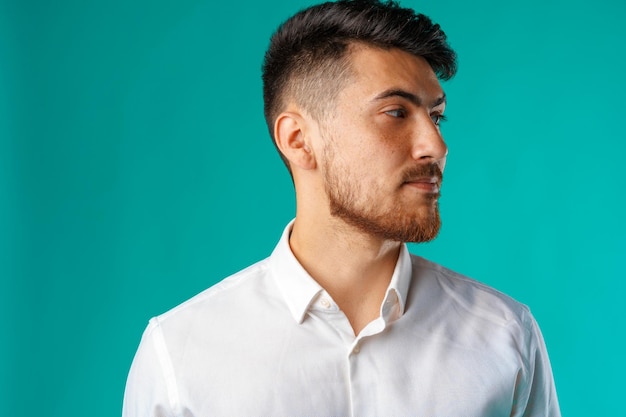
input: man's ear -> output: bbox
[274,112,316,170]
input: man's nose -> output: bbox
[410,113,448,168]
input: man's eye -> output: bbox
[431,113,447,125]
[385,109,407,118]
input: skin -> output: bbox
[274,44,448,335]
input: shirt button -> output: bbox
[352,344,360,354]
[320,298,331,308]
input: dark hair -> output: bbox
[262,0,457,173]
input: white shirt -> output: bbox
[123,223,560,417]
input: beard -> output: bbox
[323,158,442,243]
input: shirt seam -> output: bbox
[150,317,181,414]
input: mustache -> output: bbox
[401,163,443,185]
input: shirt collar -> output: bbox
[269,220,413,324]
[269,221,324,324]
[385,243,412,317]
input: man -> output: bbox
[123,0,560,416]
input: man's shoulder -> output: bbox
[152,257,275,329]
[409,254,531,328]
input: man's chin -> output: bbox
[394,220,440,243]
[347,213,441,243]
[387,206,441,242]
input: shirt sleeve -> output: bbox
[512,310,561,417]
[122,318,180,417]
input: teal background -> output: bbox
[2,0,625,415]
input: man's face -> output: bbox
[319,45,448,243]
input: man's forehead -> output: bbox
[343,44,444,101]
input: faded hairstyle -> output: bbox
[262,0,457,173]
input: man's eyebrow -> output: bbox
[373,89,447,108]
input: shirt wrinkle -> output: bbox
[417,256,531,327]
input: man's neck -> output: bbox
[289,216,402,335]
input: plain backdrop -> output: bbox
[1,0,625,415]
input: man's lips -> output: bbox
[402,176,441,193]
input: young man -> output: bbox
[123,1,560,416]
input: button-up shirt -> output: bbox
[123,223,560,416]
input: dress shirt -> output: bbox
[123,222,560,417]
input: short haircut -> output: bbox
[262,0,457,173]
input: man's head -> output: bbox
[262,0,456,172]
[262,0,457,243]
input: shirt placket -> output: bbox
[311,290,401,417]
